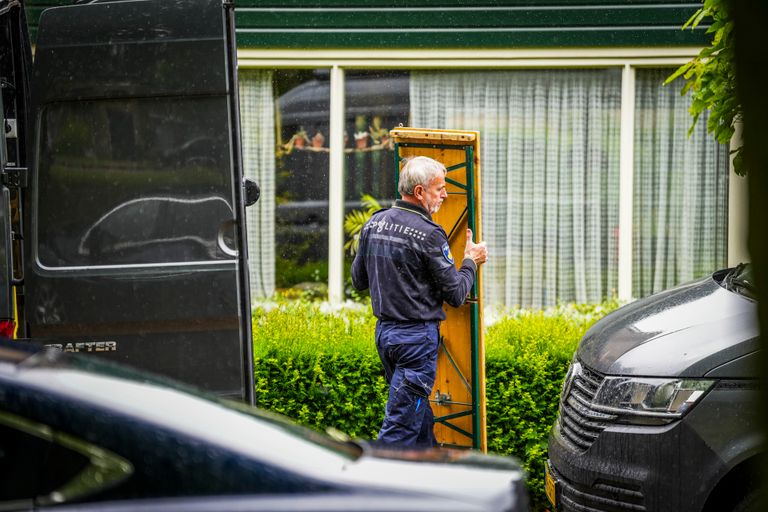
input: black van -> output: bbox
[546,264,761,512]
[1,0,256,400]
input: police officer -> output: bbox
[351,156,488,447]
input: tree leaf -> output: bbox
[671,0,744,174]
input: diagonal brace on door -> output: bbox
[438,336,471,393]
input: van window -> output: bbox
[35,96,235,268]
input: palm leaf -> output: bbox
[344,195,383,256]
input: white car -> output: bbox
[0,341,528,511]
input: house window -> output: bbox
[343,70,409,204]
[264,70,332,292]
[238,60,730,308]
[411,69,622,308]
[633,68,729,297]
[342,70,410,290]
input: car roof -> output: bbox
[0,340,361,465]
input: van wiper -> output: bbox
[731,280,756,298]
[723,263,757,299]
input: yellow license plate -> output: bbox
[545,465,557,509]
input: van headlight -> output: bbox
[592,377,715,425]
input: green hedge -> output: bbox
[252,299,618,511]
[252,301,384,438]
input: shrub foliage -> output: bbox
[252,300,384,438]
[252,299,618,511]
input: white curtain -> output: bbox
[411,70,622,309]
[238,69,276,299]
[633,69,729,297]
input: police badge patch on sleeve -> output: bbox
[441,243,454,264]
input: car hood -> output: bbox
[4,349,527,510]
[577,272,759,378]
[337,446,526,510]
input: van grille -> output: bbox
[549,463,647,512]
[558,363,618,451]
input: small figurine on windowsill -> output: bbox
[280,126,311,154]
[311,130,325,149]
[293,126,309,149]
[370,115,390,150]
[354,115,369,150]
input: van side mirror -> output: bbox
[244,178,260,207]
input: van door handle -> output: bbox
[217,219,238,257]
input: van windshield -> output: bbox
[719,263,756,301]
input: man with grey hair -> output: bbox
[351,156,487,447]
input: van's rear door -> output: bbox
[27,0,254,400]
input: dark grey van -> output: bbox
[546,264,761,512]
[1,0,256,400]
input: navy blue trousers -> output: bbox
[375,320,439,447]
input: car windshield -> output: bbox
[221,398,364,458]
[718,263,757,301]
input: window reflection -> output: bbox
[273,70,409,294]
[37,97,234,267]
[342,71,410,297]
[343,71,409,203]
[274,70,330,290]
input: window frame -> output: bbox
[0,410,133,508]
[32,96,240,273]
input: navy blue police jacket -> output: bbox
[351,200,477,322]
